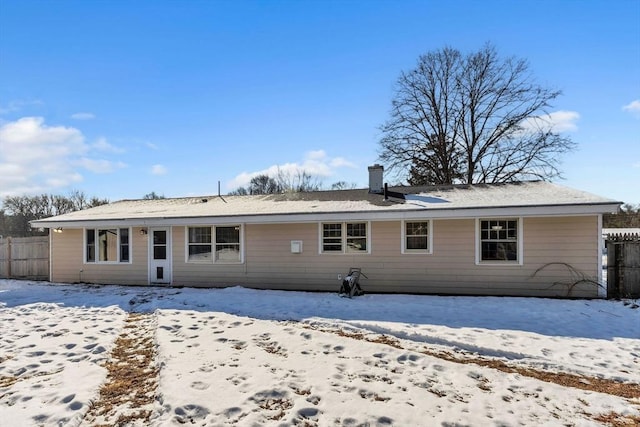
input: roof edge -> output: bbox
[30,201,622,229]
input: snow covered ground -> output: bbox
[1,279,638,426]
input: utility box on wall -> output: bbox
[290,240,303,254]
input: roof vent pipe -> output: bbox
[368,164,384,194]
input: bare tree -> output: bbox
[604,204,640,228]
[330,181,358,190]
[143,191,166,200]
[379,44,576,185]
[274,169,322,193]
[230,169,323,195]
[1,191,109,236]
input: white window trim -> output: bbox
[83,227,132,264]
[184,225,244,264]
[401,220,433,255]
[318,221,371,254]
[475,217,523,266]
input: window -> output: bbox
[215,226,240,262]
[120,228,129,262]
[321,222,368,254]
[187,227,212,261]
[322,223,343,252]
[85,228,130,263]
[479,219,519,262]
[403,221,431,253]
[86,229,96,262]
[187,225,241,263]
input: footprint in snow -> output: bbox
[191,381,210,390]
[174,404,210,424]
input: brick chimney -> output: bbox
[368,164,384,194]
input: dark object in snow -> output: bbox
[339,268,367,298]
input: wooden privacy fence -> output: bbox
[0,236,49,280]
[606,233,640,298]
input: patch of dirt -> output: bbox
[82,312,158,427]
[592,411,640,426]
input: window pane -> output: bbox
[154,230,166,245]
[188,245,212,261]
[120,246,129,262]
[346,222,366,237]
[189,227,211,244]
[154,246,167,260]
[98,229,118,261]
[86,229,95,262]
[323,223,341,238]
[406,222,427,236]
[407,236,427,250]
[482,242,517,261]
[346,237,367,252]
[323,238,342,252]
[120,228,129,244]
[216,226,239,244]
[120,229,129,262]
[215,244,240,261]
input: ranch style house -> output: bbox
[31,165,621,298]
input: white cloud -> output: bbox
[0,117,125,197]
[227,150,358,190]
[622,100,640,117]
[0,117,87,196]
[0,99,44,115]
[93,137,125,153]
[70,112,96,120]
[520,110,580,133]
[330,157,357,168]
[77,158,127,174]
[151,164,168,175]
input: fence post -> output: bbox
[615,242,624,298]
[6,236,11,278]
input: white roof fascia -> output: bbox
[30,202,620,229]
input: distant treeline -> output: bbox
[0,191,109,237]
[603,204,640,228]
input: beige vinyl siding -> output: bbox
[164,217,599,297]
[51,228,148,285]
[50,216,599,297]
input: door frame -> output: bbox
[148,226,172,285]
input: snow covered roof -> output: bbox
[31,181,621,228]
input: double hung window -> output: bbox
[187,226,241,263]
[479,219,519,262]
[403,221,431,253]
[321,222,368,254]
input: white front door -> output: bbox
[149,227,171,284]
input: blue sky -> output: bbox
[1,0,639,204]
